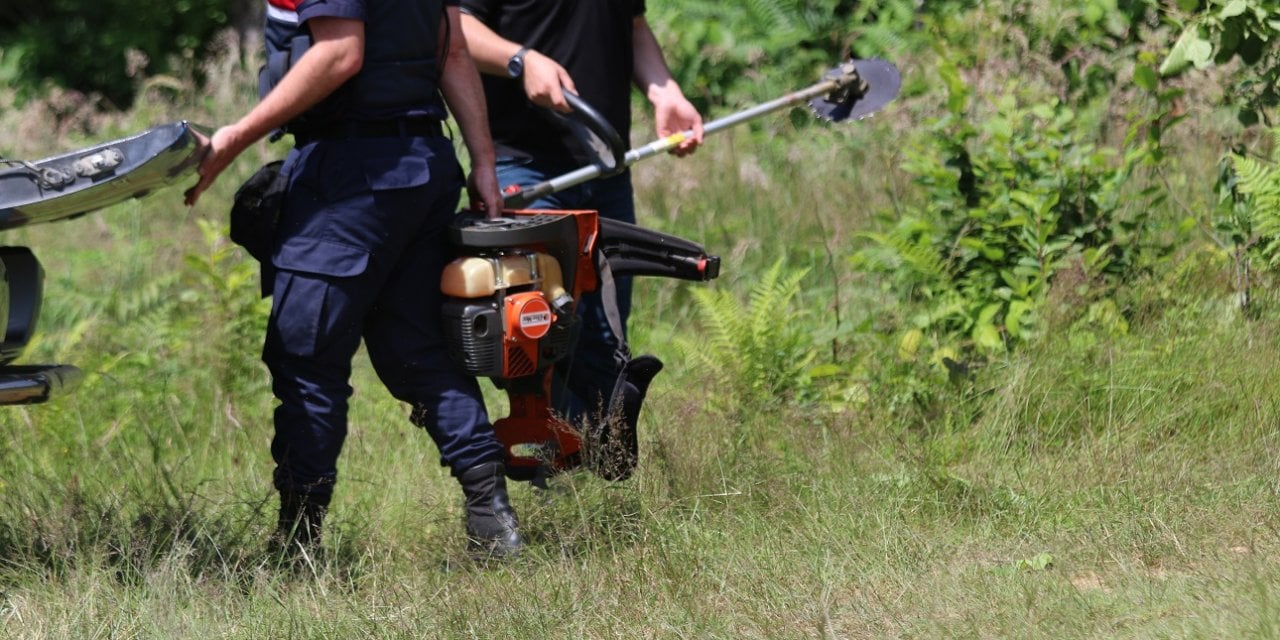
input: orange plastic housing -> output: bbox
[487,210,598,478]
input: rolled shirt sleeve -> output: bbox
[297,0,367,23]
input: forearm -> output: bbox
[631,16,703,155]
[631,17,683,105]
[230,18,364,153]
[458,13,522,78]
[442,9,497,170]
[184,17,364,206]
[459,12,576,111]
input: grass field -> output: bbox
[3,22,1280,639]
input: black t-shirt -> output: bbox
[460,0,644,163]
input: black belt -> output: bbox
[293,118,443,143]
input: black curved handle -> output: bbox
[499,91,632,207]
[561,91,628,176]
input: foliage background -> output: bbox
[4,0,1280,637]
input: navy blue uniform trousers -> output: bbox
[266,135,504,497]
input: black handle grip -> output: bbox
[561,91,627,176]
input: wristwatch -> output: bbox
[506,46,529,79]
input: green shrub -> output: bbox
[646,0,975,111]
[1160,0,1280,126]
[854,83,1162,361]
[0,0,229,108]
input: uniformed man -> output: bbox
[185,0,523,559]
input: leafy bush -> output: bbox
[1161,0,1280,126]
[0,0,229,108]
[646,0,975,111]
[1163,4,1280,305]
[852,56,1169,362]
[1007,0,1165,101]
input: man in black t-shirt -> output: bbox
[460,0,704,456]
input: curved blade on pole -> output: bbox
[809,58,901,122]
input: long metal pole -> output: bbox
[503,76,847,207]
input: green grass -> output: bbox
[3,26,1280,640]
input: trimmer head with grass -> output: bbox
[443,58,901,483]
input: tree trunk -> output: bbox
[229,0,265,54]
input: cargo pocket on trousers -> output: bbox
[270,236,371,357]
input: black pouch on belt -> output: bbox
[230,160,287,295]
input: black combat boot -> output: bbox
[458,461,523,559]
[269,490,331,561]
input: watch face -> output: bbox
[507,55,523,78]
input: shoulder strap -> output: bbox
[594,250,631,369]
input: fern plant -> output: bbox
[1223,129,1280,270]
[678,260,814,412]
[180,218,272,395]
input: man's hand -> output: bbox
[631,16,703,157]
[651,88,703,157]
[522,51,577,113]
[467,166,503,219]
[184,124,249,206]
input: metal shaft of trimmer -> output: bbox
[502,68,859,206]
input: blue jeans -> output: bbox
[496,157,635,424]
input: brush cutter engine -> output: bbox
[442,210,718,482]
[441,247,575,380]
